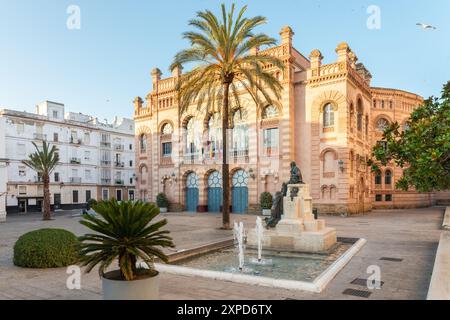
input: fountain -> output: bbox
[161,162,366,293]
[233,221,245,271]
[249,217,273,266]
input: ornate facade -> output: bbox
[133,26,436,215]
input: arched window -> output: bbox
[323,103,335,128]
[330,186,337,200]
[185,118,200,155]
[139,165,148,183]
[207,113,222,159]
[321,186,329,199]
[262,105,279,119]
[349,103,354,129]
[357,100,363,131]
[161,123,173,135]
[375,171,382,185]
[376,118,389,132]
[385,170,392,185]
[232,109,249,153]
[365,115,369,137]
[350,151,354,176]
[323,151,336,174]
[139,134,147,153]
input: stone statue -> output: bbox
[265,163,305,229]
[265,183,288,229]
[288,161,304,185]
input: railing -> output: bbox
[262,147,279,158]
[230,149,249,164]
[114,144,124,151]
[70,138,82,145]
[33,133,47,140]
[204,151,222,162]
[70,158,81,164]
[70,177,82,184]
[100,141,111,148]
[101,178,111,184]
[114,162,125,168]
[101,160,111,166]
[115,179,124,185]
[183,153,200,164]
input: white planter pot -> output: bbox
[262,209,272,216]
[159,207,168,213]
[102,271,159,300]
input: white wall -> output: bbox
[1,105,136,210]
[0,117,6,221]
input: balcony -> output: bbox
[100,141,111,148]
[33,133,47,141]
[114,144,124,151]
[231,149,249,164]
[183,153,200,165]
[70,177,82,184]
[114,162,125,168]
[263,146,278,158]
[101,178,111,184]
[70,158,81,165]
[70,137,82,145]
[115,179,124,185]
[101,160,112,166]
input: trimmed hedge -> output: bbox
[156,193,169,208]
[13,229,79,268]
[260,192,273,210]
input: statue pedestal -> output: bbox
[248,184,337,253]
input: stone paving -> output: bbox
[0,207,445,300]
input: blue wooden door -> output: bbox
[232,170,249,214]
[185,173,199,212]
[208,171,223,213]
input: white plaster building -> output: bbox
[0,101,136,216]
[0,117,7,221]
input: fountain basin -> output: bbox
[144,237,366,293]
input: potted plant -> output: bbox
[156,193,169,213]
[78,200,174,300]
[260,192,273,216]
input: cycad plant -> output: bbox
[22,141,59,220]
[171,4,284,229]
[78,200,175,281]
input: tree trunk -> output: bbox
[43,174,51,220]
[221,81,231,230]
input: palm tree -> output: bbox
[170,4,284,229]
[23,141,59,220]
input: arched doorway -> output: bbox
[232,169,249,214]
[185,172,199,212]
[207,171,222,212]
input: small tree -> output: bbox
[369,81,450,192]
[22,141,59,220]
[260,192,273,210]
[156,193,169,209]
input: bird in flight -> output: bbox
[416,23,437,30]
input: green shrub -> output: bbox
[156,193,169,208]
[87,198,98,209]
[14,229,79,268]
[260,192,273,210]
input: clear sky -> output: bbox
[1,0,449,120]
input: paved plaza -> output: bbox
[0,207,445,300]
